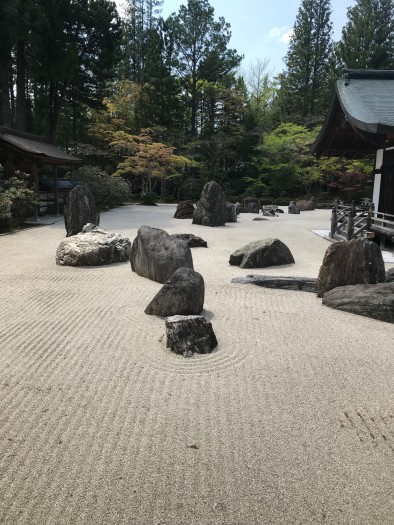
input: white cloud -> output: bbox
[267,26,293,44]
[268,26,287,38]
[280,30,293,44]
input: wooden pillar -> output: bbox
[53,165,60,216]
[346,211,354,240]
[330,207,337,238]
[33,163,40,221]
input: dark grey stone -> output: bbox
[56,224,131,266]
[288,201,300,214]
[246,202,259,214]
[386,268,394,282]
[64,184,99,237]
[145,267,205,317]
[173,233,207,248]
[322,282,394,323]
[226,203,237,222]
[317,239,386,298]
[130,226,194,283]
[192,181,227,227]
[174,201,194,219]
[232,275,317,292]
[229,238,295,269]
[165,315,218,356]
[296,200,315,211]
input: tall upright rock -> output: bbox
[192,181,227,227]
[64,184,99,237]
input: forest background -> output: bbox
[1,0,394,209]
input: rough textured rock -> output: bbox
[244,197,260,209]
[296,200,315,211]
[174,200,194,219]
[317,239,386,298]
[56,224,131,266]
[246,202,259,214]
[288,201,300,214]
[145,268,205,317]
[322,283,394,323]
[173,233,207,248]
[386,268,394,282]
[165,315,217,356]
[192,181,227,227]
[232,275,317,292]
[229,238,295,268]
[64,184,100,237]
[262,206,278,217]
[226,203,237,222]
[130,225,194,283]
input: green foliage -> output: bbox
[279,0,334,121]
[66,165,132,210]
[338,0,394,69]
[168,0,243,137]
[1,176,37,218]
[139,191,158,205]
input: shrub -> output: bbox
[1,176,37,218]
[139,191,158,205]
[66,165,132,210]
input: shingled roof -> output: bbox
[311,69,394,158]
[0,126,81,166]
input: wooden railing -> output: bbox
[330,202,394,247]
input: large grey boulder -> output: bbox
[130,226,193,283]
[56,224,131,266]
[322,283,394,323]
[229,238,295,269]
[192,181,227,227]
[317,239,385,298]
[64,184,99,237]
[145,267,205,317]
[165,315,217,356]
[174,201,194,219]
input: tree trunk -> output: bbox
[15,40,26,131]
[0,50,12,127]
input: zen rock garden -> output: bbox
[57,179,394,362]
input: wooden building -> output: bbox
[312,69,394,216]
[0,126,81,219]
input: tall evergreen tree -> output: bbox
[338,0,394,69]
[280,0,333,121]
[168,0,242,137]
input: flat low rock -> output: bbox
[229,238,295,269]
[56,224,131,266]
[130,225,193,283]
[165,315,218,356]
[145,268,205,317]
[232,275,317,292]
[322,282,394,323]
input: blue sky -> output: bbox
[117,0,356,75]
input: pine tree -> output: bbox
[280,0,333,121]
[338,0,394,69]
[168,0,242,137]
